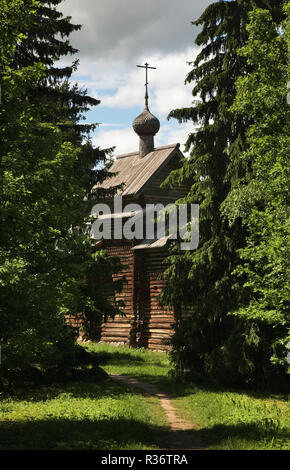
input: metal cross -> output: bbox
[137,62,156,109]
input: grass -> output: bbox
[0,369,167,450]
[87,342,171,382]
[0,342,289,450]
[172,388,290,450]
[87,342,290,450]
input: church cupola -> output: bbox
[132,62,160,158]
[133,105,160,158]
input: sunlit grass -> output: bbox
[0,342,289,450]
[0,371,166,450]
[86,342,171,382]
[173,388,290,450]
[87,342,290,450]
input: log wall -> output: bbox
[139,249,174,351]
[99,242,135,345]
[100,245,175,351]
[67,245,176,350]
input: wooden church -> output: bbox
[91,65,189,351]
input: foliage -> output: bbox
[221,5,290,376]
[0,0,120,379]
[161,0,287,387]
[12,0,113,200]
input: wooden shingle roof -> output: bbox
[99,143,183,196]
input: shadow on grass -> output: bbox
[1,413,288,451]
[130,372,290,403]
[96,347,289,401]
[2,374,154,403]
[0,373,171,450]
[196,421,290,449]
[0,417,168,450]
[0,374,207,450]
[86,345,290,408]
[93,350,146,366]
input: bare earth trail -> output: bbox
[109,374,206,450]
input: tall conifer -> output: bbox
[14,0,110,198]
[0,0,121,377]
[163,0,286,385]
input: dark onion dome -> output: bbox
[133,106,160,136]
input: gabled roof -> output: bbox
[99,143,183,196]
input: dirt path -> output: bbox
[109,374,206,450]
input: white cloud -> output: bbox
[93,127,138,156]
[68,47,199,126]
[57,0,207,158]
[98,48,199,116]
[60,0,212,63]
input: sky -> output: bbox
[59,0,213,157]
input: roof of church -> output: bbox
[99,143,183,196]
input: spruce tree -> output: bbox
[0,0,121,379]
[13,0,121,319]
[222,5,290,383]
[14,0,110,198]
[162,0,286,385]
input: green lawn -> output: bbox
[0,342,289,450]
[0,368,167,450]
[88,342,290,450]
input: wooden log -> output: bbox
[144,331,174,338]
[147,338,172,346]
[102,323,131,329]
[148,316,175,321]
[101,333,130,340]
[101,336,130,343]
[146,323,174,329]
[147,343,171,351]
